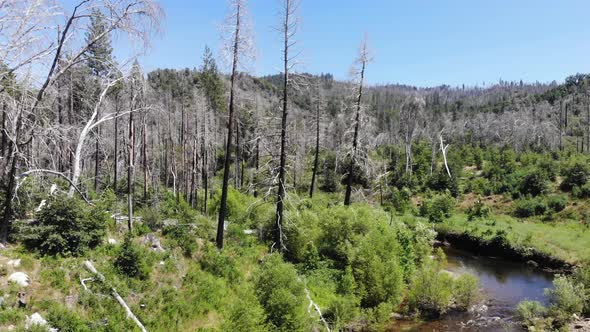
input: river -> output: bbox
[387,245,555,331]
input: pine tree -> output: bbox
[199,46,225,114]
[85,9,114,77]
[85,9,114,193]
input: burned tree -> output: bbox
[344,37,370,206]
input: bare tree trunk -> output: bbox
[440,134,452,178]
[113,96,119,190]
[217,0,242,250]
[94,118,100,192]
[405,141,412,174]
[1,102,6,157]
[344,44,367,206]
[69,81,122,197]
[127,111,135,232]
[190,139,197,208]
[254,135,260,198]
[235,120,240,189]
[181,101,186,200]
[310,98,320,198]
[142,115,148,203]
[275,0,296,250]
[202,146,208,214]
[0,142,18,243]
[559,101,563,151]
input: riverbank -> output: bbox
[433,213,587,272]
[387,245,554,332]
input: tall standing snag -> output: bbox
[217,0,253,250]
[344,37,370,206]
[309,85,322,198]
[274,0,300,251]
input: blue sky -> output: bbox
[119,0,590,87]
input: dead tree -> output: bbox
[217,0,252,250]
[0,0,162,243]
[344,37,370,206]
[400,95,425,175]
[309,84,322,198]
[275,0,300,251]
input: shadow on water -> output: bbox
[387,246,555,332]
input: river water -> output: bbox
[387,246,555,331]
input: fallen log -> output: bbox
[83,260,147,332]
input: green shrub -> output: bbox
[162,225,197,257]
[561,160,590,191]
[47,304,90,332]
[326,296,360,330]
[546,195,567,213]
[199,243,240,282]
[20,195,105,256]
[513,197,547,218]
[350,228,404,308]
[466,197,491,221]
[160,191,197,223]
[573,182,590,198]
[221,287,268,332]
[408,259,453,316]
[469,177,493,196]
[427,167,459,197]
[114,234,150,279]
[389,187,411,214]
[141,206,161,230]
[209,187,252,225]
[255,254,310,332]
[572,265,590,314]
[420,193,455,223]
[545,275,585,326]
[516,300,547,326]
[519,171,548,197]
[452,274,479,310]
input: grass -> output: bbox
[436,212,590,265]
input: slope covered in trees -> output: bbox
[2,0,590,331]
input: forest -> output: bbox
[1,0,590,331]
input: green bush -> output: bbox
[561,160,590,191]
[388,187,411,214]
[545,275,585,326]
[573,182,590,198]
[199,243,240,282]
[320,152,340,193]
[141,206,162,231]
[419,193,455,223]
[452,274,479,310]
[221,287,268,332]
[408,259,453,316]
[513,197,547,218]
[467,197,491,221]
[47,304,89,332]
[20,195,105,256]
[516,300,547,326]
[255,254,310,332]
[546,195,567,213]
[160,191,197,224]
[114,234,150,279]
[209,187,253,225]
[519,171,548,197]
[162,225,197,257]
[350,227,404,308]
[572,265,590,314]
[427,167,459,197]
